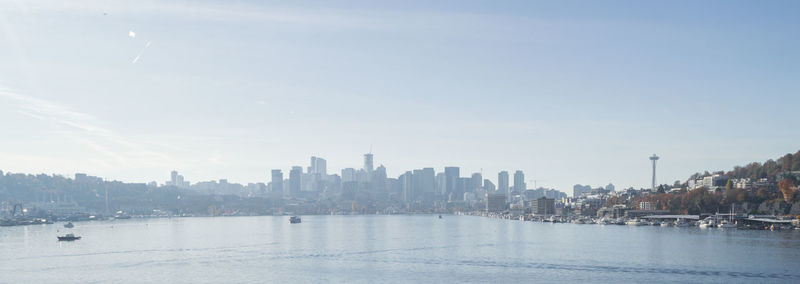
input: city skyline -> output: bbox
[1,0,799,193]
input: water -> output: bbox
[2,215,800,283]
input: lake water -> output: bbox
[1,215,800,283]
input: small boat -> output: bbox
[289,216,301,224]
[718,205,737,228]
[57,233,81,241]
[717,220,737,228]
[675,219,690,227]
[626,219,645,226]
[64,222,74,228]
[438,215,442,219]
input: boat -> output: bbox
[289,216,301,224]
[717,220,736,228]
[699,217,716,228]
[660,221,671,227]
[64,222,74,228]
[675,219,690,227]
[718,205,737,228]
[57,233,81,241]
[438,215,442,219]
[626,218,645,226]
[650,221,661,226]
[571,219,585,224]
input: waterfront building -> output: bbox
[532,197,555,215]
[486,194,506,212]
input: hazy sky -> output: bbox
[1,0,798,194]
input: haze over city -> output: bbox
[1,0,798,193]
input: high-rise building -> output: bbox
[470,173,482,192]
[573,184,592,197]
[436,172,446,196]
[310,156,327,175]
[513,170,525,193]
[167,170,189,188]
[484,179,496,192]
[373,165,388,195]
[341,168,357,182]
[400,171,414,205]
[444,167,460,199]
[270,169,283,199]
[171,170,178,185]
[289,166,302,197]
[364,153,374,173]
[419,168,436,196]
[498,171,509,197]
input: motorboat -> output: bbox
[57,233,81,241]
[289,216,301,224]
[63,222,74,228]
[626,219,645,226]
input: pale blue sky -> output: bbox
[1,0,798,193]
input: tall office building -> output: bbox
[364,153,374,173]
[400,171,414,205]
[341,168,357,182]
[470,173,482,192]
[484,179,496,192]
[419,168,436,197]
[289,166,302,197]
[444,167,460,200]
[498,171,509,194]
[310,156,327,175]
[374,165,388,195]
[270,169,283,199]
[513,170,525,193]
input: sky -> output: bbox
[1,0,798,194]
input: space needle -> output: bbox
[650,154,659,191]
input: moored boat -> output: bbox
[289,216,301,224]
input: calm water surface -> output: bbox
[1,215,800,283]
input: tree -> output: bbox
[778,175,796,203]
[756,187,769,201]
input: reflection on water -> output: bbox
[1,215,800,283]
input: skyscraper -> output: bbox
[513,170,525,193]
[498,171,509,197]
[270,169,283,199]
[289,166,302,197]
[470,173,482,192]
[310,156,327,175]
[444,167,460,200]
[364,153,374,173]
